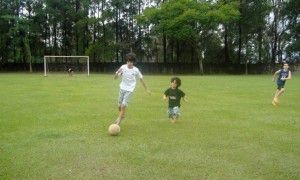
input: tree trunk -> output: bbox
[258,28,262,63]
[53,23,57,55]
[115,8,119,62]
[238,23,242,64]
[44,26,47,55]
[102,0,106,40]
[197,45,204,75]
[84,19,89,52]
[138,0,142,59]
[27,3,32,72]
[238,0,242,64]
[224,25,229,63]
[75,0,80,55]
[130,0,134,52]
[191,45,194,63]
[163,32,167,64]
[198,53,204,75]
[245,60,248,75]
[29,60,32,73]
[93,19,96,62]
[170,39,174,62]
[245,39,248,75]
[278,35,282,63]
[120,12,124,63]
[271,3,278,71]
[24,36,32,72]
[155,39,159,63]
[176,40,180,63]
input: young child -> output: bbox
[272,62,292,106]
[113,53,150,125]
[163,77,187,123]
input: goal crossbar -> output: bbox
[44,56,89,76]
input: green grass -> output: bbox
[0,73,299,179]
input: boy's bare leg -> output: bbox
[276,88,285,98]
[273,90,280,99]
[272,88,285,106]
[272,90,280,105]
[115,106,125,125]
[170,118,176,123]
[170,115,177,123]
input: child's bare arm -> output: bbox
[163,95,168,100]
[183,96,188,102]
[113,73,118,79]
[114,68,122,79]
[272,70,280,81]
[288,71,292,80]
[140,78,151,94]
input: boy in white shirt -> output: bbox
[113,53,150,125]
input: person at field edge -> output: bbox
[113,52,151,125]
[163,77,187,123]
[68,68,74,76]
[272,62,292,106]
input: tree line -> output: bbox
[0,0,299,73]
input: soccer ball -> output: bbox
[108,124,120,136]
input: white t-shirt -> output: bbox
[116,65,143,92]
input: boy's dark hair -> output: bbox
[171,77,181,88]
[282,61,289,66]
[126,53,136,63]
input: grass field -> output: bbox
[0,73,299,179]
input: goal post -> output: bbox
[44,56,89,76]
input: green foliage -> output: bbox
[85,41,116,62]
[283,0,300,60]
[0,0,299,68]
[138,0,239,40]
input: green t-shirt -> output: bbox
[164,88,185,108]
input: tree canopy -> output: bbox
[0,0,299,72]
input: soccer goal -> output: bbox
[43,56,90,76]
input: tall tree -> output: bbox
[138,0,239,74]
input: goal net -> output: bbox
[44,56,90,76]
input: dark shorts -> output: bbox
[277,80,285,90]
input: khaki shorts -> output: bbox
[118,89,132,107]
[168,106,180,118]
